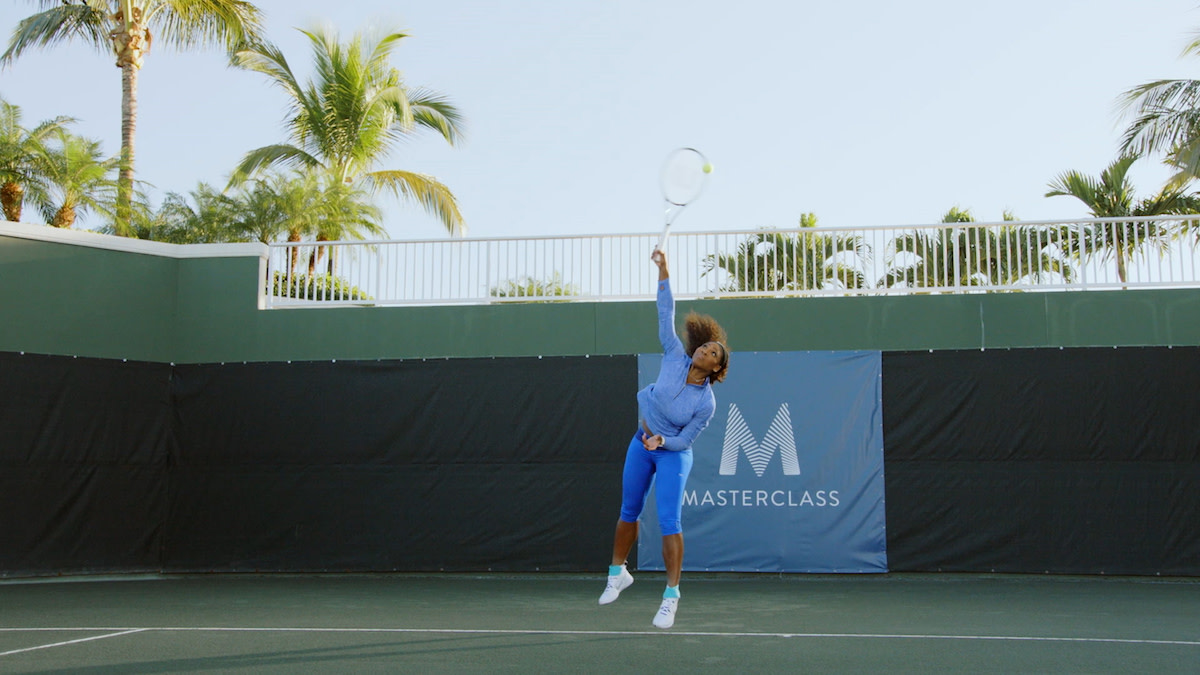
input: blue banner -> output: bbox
[636,351,887,573]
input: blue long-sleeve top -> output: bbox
[636,278,716,452]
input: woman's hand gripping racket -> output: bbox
[656,147,712,253]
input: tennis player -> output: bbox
[598,249,729,629]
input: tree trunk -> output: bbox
[309,234,329,277]
[116,61,138,235]
[110,7,148,236]
[288,228,301,276]
[1115,224,1129,285]
[51,204,75,229]
[1,182,23,222]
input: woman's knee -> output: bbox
[659,520,683,536]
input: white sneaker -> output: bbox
[598,567,634,605]
[653,596,679,629]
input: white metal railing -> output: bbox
[264,215,1200,307]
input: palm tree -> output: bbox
[234,170,383,301]
[230,26,466,235]
[702,214,871,293]
[232,171,322,247]
[131,169,381,252]
[234,169,383,274]
[137,182,244,243]
[987,224,1075,287]
[36,128,121,228]
[226,176,291,245]
[1046,156,1199,283]
[2,0,265,233]
[303,170,385,276]
[881,224,978,290]
[880,208,1071,290]
[1119,32,1200,187]
[0,98,73,222]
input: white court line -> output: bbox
[0,627,1197,647]
[0,629,147,657]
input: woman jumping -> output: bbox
[598,249,730,629]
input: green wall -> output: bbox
[1,232,178,362]
[6,226,1200,364]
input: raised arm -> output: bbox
[652,250,684,356]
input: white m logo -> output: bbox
[719,403,800,477]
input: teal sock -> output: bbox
[609,565,623,577]
[663,585,680,599]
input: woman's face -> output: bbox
[692,341,725,373]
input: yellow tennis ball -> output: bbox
[702,162,714,174]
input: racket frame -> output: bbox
[655,147,710,252]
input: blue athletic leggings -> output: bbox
[619,430,694,536]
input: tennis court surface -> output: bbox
[1,572,1197,673]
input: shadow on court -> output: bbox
[0,573,1197,674]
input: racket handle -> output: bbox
[656,226,672,252]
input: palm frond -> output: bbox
[1,3,109,65]
[363,169,464,235]
[408,87,466,145]
[1162,134,1200,190]
[1045,170,1098,202]
[148,0,265,51]
[370,84,415,138]
[228,144,321,187]
[1045,156,1137,217]
[363,30,409,70]
[1119,79,1200,158]
[231,40,305,109]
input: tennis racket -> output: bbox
[656,147,711,252]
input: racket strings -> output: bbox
[661,148,709,206]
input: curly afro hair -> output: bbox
[684,311,729,384]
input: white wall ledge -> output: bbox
[0,221,268,260]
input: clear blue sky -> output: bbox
[2,0,1198,239]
